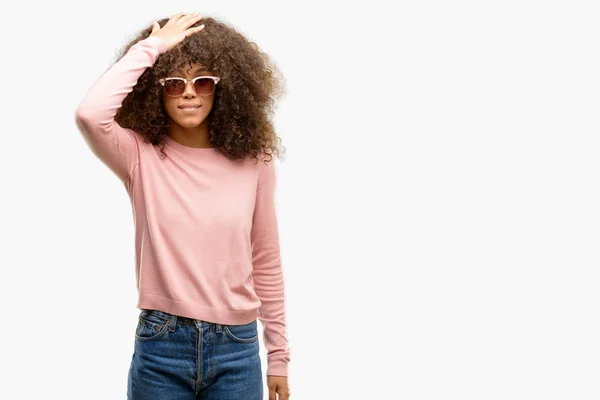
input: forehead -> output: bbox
[173,63,211,75]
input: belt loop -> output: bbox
[216,323,222,333]
[169,314,177,332]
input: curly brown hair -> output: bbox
[113,15,287,163]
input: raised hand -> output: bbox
[150,12,205,52]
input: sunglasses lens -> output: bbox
[164,78,216,96]
[164,80,185,96]
[194,78,215,95]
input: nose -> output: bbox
[182,80,196,98]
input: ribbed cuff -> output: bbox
[266,359,289,377]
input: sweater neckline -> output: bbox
[164,135,219,155]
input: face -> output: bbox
[161,62,217,130]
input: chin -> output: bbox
[174,117,208,127]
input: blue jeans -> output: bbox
[127,309,263,399]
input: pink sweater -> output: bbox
[74,35,290,377]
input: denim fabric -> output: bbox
[127,309,263,399]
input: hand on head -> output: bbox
[150,12,206,52]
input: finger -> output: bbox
[268,386,277,400]
[150,21,158,34]
[180,13,202,26]
[190,25,205,34]
[279,386,291,400]
[189,15,204,27]
[175,12,196,24]
[169,12,187,24]
[184,22,205,37]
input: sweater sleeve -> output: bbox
[251,159,291,377]
[74,35,167,183]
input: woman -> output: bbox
[74,12,291,399]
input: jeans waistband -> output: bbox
[141,308,222,332]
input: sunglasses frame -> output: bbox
[158,76,221,97]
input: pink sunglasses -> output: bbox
[159,76,220,97]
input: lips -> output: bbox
[179,105,200,109]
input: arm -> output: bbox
[74,35,167,183]
[251,159,291,377]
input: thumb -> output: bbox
[151,20,159,34]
